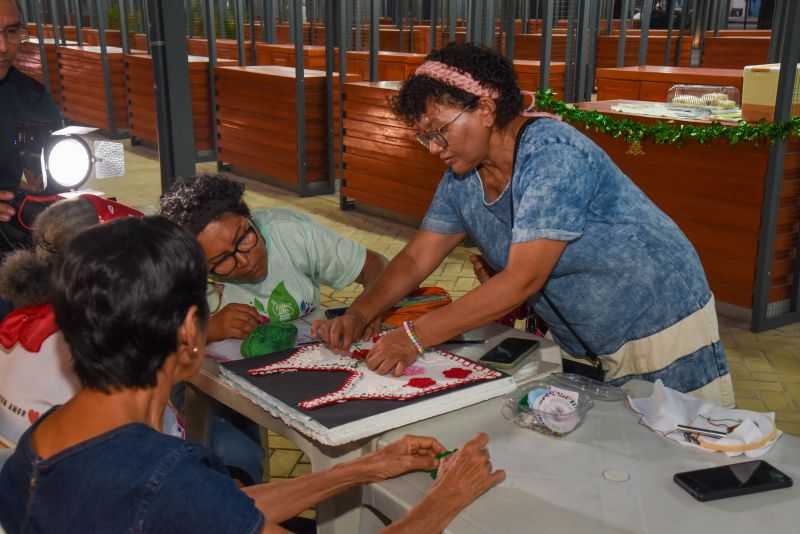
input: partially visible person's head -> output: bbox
[0,0,24,80]
[0,197,100,307]
[160,174,267,282]
[392,43,523,129]
[51,216,210,393]
[0,196,144,308]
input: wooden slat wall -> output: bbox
[596,35,691,67]
[57,46,129,133]
[595,67,743,102]
[125,54,236,152]
[215,65,357,184]
[342,81,447,219]
[700,37,770,69]
[254,43,327,69]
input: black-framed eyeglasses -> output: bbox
[0,26,29,45]
[208,219,260,277]
[414,106,470,150]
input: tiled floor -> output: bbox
[83,136,800,485]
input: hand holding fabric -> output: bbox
[207,303,262,342]
[364,434,447,483]
[311,310,368,352]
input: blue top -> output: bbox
[0,67,62,190]
[422,118,729,393]
[0,408,264,534]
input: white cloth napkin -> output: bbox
[628,380,782,457]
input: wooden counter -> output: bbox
[596,66,743,102]
[513,59,566,96]
[342,81,447,219]
[576,99,800,309]
[57,45,130,134]
[215,65,358,185]
[254,43,327,69]
[345,51,425,81]
[596,35,691,68]
[125,54,236,154]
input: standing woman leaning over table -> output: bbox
[314,42,734,407]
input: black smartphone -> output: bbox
[324,307,348,320]
[478,337,540,369]
[674,460,793,502]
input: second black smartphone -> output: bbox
[673,460,793,502]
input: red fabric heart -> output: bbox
[406,377,436,388]
[443,368,472,379]
[351,349,370,360]
[28,409,40,424]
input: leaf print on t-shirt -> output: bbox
[268,281,300,322]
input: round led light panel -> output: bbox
[46,136,92,189]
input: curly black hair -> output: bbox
[159,174,251,236]
[392,42,523,128]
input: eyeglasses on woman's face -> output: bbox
[208,219,260,277]
[414,106,470,150]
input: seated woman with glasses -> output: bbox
[0,216,504,533]
[160,174,388,344]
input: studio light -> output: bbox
[16,121,124,193]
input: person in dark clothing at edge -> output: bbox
[0,0,63,318]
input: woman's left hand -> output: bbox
[363,434,447,483]
[366,327,419,376]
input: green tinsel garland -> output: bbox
[533,89,800,147]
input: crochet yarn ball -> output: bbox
[241,322,298,358]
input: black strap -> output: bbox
[508,117,602,369]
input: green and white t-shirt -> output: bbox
[217,208,366,323]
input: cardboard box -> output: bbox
[741,63,800,122]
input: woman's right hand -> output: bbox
[207,303,262,342]
[311,310,368,352]
[433,432,505,507]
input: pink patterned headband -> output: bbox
[414,61,500,99]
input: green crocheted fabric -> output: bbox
[240,323,298,358]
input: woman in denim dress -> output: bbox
[314,42,733,407]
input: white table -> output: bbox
[364,383,800,533]
[185,323,561,533]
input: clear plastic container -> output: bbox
[667,84,741,110]
[501,374,622,437]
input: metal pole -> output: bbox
[539,0,552,91]
[689,0,709,67]
[146,0,196,189]
[483,0,494,49]
[752,0,800,331]
[563,2,576,101]
[203,0,220,162]
[234,0,245,65]
[503,0,515,59]
[292,0,309,195]
[72,0,82,43]
[768,0,786,63]
[32,0,52,96]
[47,0,61,44]
[247,0,256,63]
[449,0,457,42]
[118,0,130,54]
[370,0,379,79]
[584,0,600,102]
[95,0,119,135]
[429,0,437,51]
[263,0,275,42]
[638,0,653,65]
[573,0,591,102]
[325,0,335,192]
[675,0,689,65]
[339,0,352,210]
[664,0,675,65]
[218,0,225,39]
[617,0,629,67]
[522,0,530,34]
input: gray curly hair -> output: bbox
[0,197,98,307]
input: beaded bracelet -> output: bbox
[402,321,425,355]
